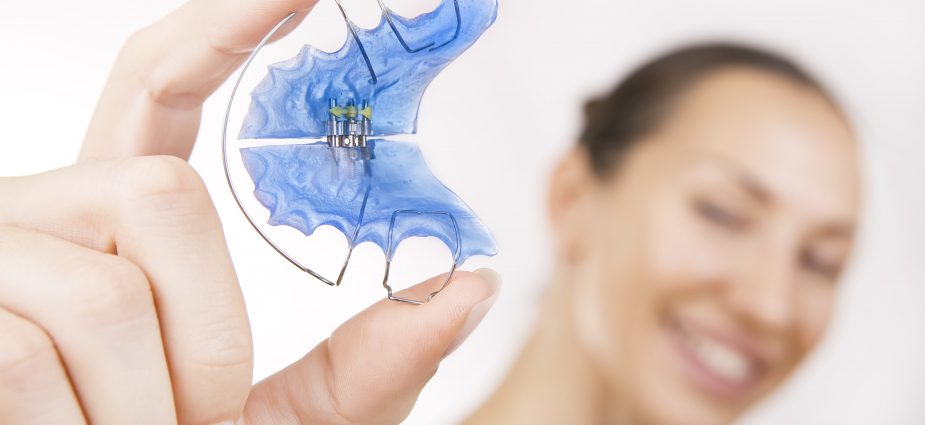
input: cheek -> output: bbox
[795,283,835,350]
[572,192,739,376]
[567,196,656,384]
[577,190,742,343]
[644,197,740,293]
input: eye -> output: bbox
[799,248,843,280]
[694,197,749,231]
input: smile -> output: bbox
[667,314,768,399]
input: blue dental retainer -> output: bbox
[223,0,499,305]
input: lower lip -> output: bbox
[665,317,758,400]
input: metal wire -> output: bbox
[383,210,462,305]
[335,0,464,83]
[428,0,462,51]
[334,0,379,84]
[222,12,338,286]
[376,0,435,53]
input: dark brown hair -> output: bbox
[579,43,834,177]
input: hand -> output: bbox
[0,0,502,424]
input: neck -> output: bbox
[462,270,628,425]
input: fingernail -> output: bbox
[442,268,502,359]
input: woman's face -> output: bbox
[550,68,860,424]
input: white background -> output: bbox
[2,0,925,423]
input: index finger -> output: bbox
[1,157,254,424]
[80,0,319,161]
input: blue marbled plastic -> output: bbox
[241,141,497,262]
[238,0,499,264]
[240,0,499,139]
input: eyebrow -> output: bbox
[811,223,856,240]
[734,170,772,206]
[709,158,773,206]
[711,156,857,239]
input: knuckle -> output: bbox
[118,155,208,201]
[0,225,26,254]
[0,317,57,388]
[115,156,221,234]
[122,26,153,56]
[121,25,153,54]
[189,318,253,371]
[67,256,156,328]
[121,27,203,109]
[0,317,55,368]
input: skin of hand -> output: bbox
[0,1,502,424]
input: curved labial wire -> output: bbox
[223,12,340,286]
[222,14,369,291]
[383,210,462,305]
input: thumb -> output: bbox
[242,269,502,425]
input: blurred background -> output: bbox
[2,0,924,423]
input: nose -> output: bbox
[727,246,796,334]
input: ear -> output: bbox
[547,147,598,265]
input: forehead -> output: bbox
[650,67,861,223]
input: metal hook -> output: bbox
[339,0,464,75]
[382,210,462,305]
[377,0,462,52]
[331,0,465,84]
[428,0,462,51]
[333,177,373,286]
[375,0,435,53]
[334,0,379,84]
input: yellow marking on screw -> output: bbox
[329,106,347,117]
[330,104,372,120]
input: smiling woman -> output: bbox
[463,44,860,425]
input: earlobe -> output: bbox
[547,147,597,264]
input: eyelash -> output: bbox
[694,198,749,231]
[800,250,840,279]
[694,197,843,280]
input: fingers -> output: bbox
[243,270,502,425]
[0,226,176,425]
[0,307,87,425]
[80,0,320,161]
[0,158,253,425]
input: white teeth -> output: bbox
[685,330,752,383]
